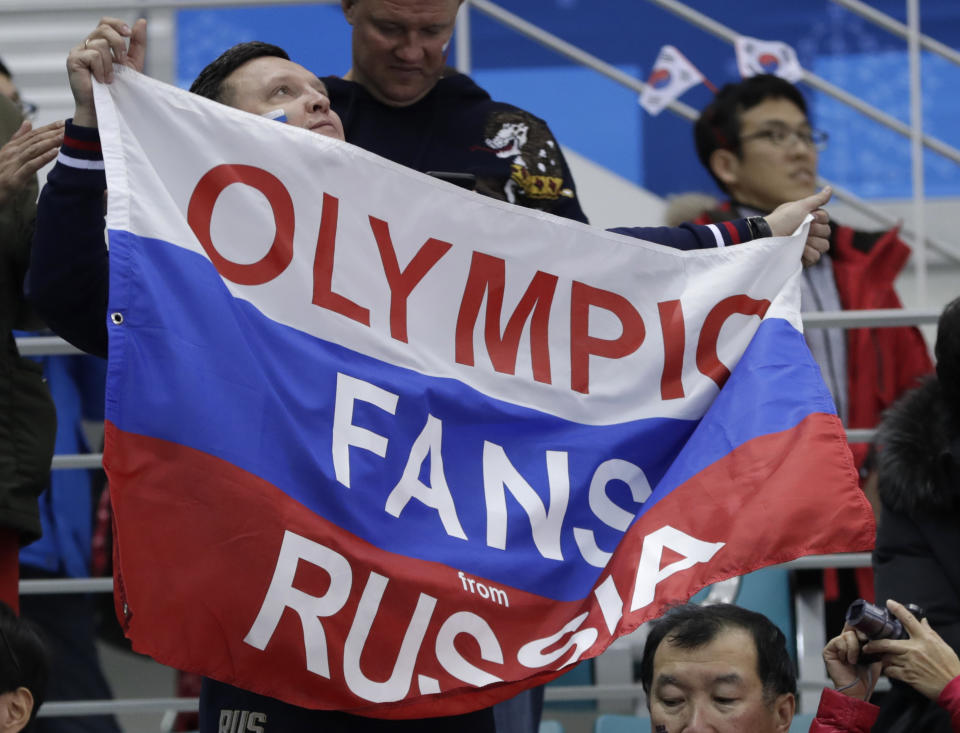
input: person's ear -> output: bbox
[772,692,795,732]
[1,688,34,733]
[709,148,741,190]
[341,0,358,24]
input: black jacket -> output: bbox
[874,376,960,732]
[0,95,56,543]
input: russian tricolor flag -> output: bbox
[93,69,872,718]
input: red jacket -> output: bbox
[941,676,960,732]
[809,688,879,733]
[809,677,960,732]
[694,204,933,471]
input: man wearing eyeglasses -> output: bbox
[689,73,933,630]
[0,59,38,121]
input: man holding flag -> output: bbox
[27,17,869,733]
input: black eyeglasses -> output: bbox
[740,126,829,152]
[0,621,21,677]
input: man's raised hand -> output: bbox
[0,119,64,207]
[67,17,147,128]
[764,186,833,267]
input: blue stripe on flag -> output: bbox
[107,231,833,600]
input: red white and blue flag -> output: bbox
[639,45,706,116]
[735,36,805,83]
[94,69,872,718]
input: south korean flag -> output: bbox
[639,45,705,116]
[735,36,804,83]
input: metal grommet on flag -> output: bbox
[111,312,124,325]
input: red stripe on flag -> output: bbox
[103,411,869,718]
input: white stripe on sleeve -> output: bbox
[57,151,105,170]
[706,223,725,248]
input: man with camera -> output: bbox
[820,598,960,731]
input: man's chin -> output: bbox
[371,79,436,108]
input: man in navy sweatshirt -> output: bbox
[324,0,589,225]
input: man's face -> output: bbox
[343,0,460,107]
[223,56,345,141]
[721,97,818,212]
[648,628,793,733]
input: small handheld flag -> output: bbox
[735,36,804,83]
[639,45,710,116]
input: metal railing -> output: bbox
[2,0,957,265]
[644,0,960,168]
[831,0,960,68]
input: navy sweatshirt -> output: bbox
[323,73,589,222]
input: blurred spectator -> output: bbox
[0,59,61,611]
[16,353,119,733]
[689,74,933,626]
[0,599,49,733]
[0,60,37,121]
[872,296,960,731]
[1,54,119,733]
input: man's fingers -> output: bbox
[82,17,140,81]
[1,121,63,158]
[887,599,924,635]
[843,631,862,665]
[126,18,148,72]
[92,47,115,85]
[9,120,31,141]
[27,119,64,137]
[4,128,64,180]
[84,37,120,83]
[808,222,831,244]
[17,145,60,179]
[22,126,65,157]
[800,185,832,212]
[93,16,133,40]
[862,637,903,657]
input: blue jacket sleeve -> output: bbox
[608,219,754,250]
[26,121,109,359]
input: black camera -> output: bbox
[844,599,925,663]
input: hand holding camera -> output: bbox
[822,618,882,700]
[861,599,960,701]
[825,598,960,703]
[845,597,925,664]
